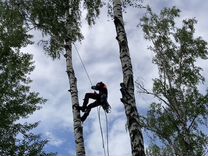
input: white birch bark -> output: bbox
[113,0,145,155]
[64,40,85,156]
[63,1,86,155]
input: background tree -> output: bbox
[0,1,55,155]
[139,6,208,156]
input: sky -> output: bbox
[20,0,208,156]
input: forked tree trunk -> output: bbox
[64,39,85,156]
[113,0,145,156]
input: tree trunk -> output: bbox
[113,0,145,156]
[64,39,85,156]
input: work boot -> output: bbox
[80,108,90,122]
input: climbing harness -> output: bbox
[73,43,110,156]
[102,102,111,113]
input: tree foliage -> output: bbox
[21,0,144,59]
[139,6,208,156]
[0,1,55,155]
[31,0,84,57]
[20,0,105,59]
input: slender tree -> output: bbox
[28,1,85,155]
[139,6,208,156]
[0,1,55,155]
[23,0,103,155]
[113,0,145,155]
[64,5,85,155]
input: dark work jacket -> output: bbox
[92,82,108,104]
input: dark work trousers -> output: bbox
[81,93,101,122]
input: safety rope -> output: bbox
[73,43,109,156]
[98,106,110,156]
[105,111,110,156]
[98,107,107,156]
[73,43,93,86]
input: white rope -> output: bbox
[73,43,93,86]
[105,111,110,156]
[98,107,107,156]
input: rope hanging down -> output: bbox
[98,106,110,156]
[73,43,110,156]
[98,106,106,156]
[105,111,109,156]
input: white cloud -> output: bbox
[45,131,64,147]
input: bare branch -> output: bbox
[136,81,169,106]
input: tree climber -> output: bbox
[79,82,111,122]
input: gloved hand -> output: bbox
[91,86,96,90]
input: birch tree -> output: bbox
[113,0,145,155]
[22,0,102,155]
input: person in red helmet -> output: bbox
[79,82,111,122]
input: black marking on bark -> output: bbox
[120,83,132,98]
[120,52,130,58]
[77,126,82,133]
[64,53,68,58]
[66,70,74,77]
[64,44,70,49]
[120,98,128,104]
[123,64,130,73]
[114,16,124,29]
[127,74,134,87]
[65,38,70,42]
[121,39,128,46]
[72,105,78,110]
